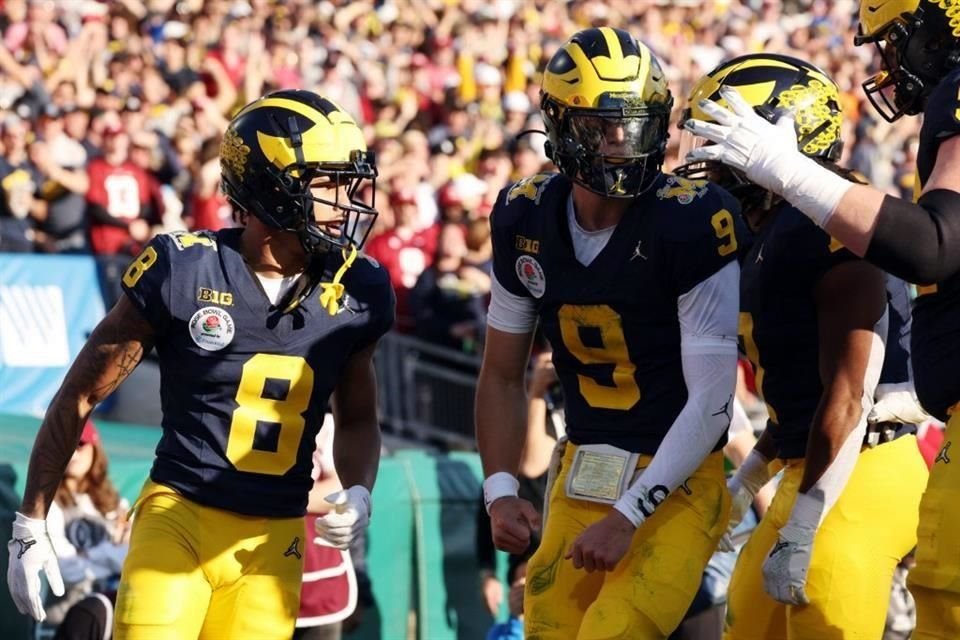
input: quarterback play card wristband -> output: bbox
[564,444,639,505]
[483,472,520,514]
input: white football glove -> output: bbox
[762,492,822,606]
[684,86,803,192]
[7,512,64,622]
[869,382,931,425]
[684,86,851,227]
[718,449,771,552]
[314,485,371,550]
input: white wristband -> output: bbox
[613,483,665,529]
[735,449,772,496]
[777,156,852,229]
[13,511,47,535]
[788,491,825,531]
[483,472,519,514]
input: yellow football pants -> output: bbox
[524,445,730,640]
[114,481,305,640]
[911,410,960,639]
[724,435,927,640]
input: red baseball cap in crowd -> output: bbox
[389,189,417,207]
[79,419,101,446]
[103,121,126,137]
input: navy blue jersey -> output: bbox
[739,203,859,459]
[916,66,960,186]
[879,275,912,387]
[911,66,960,420]
[491,172,741,454]
[121,229,394,517]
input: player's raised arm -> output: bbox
[686,92,960,283]
[682,2,960,285]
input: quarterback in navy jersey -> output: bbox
[683,2,960,636]
[476,27,741,639]
[6,90,394,639]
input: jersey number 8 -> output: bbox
[226,353,315,476]
[122,246,158,288]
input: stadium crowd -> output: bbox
[0,1,946,639]
[0,0,921,343]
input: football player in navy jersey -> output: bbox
[678,53,928,639]
[475,27,742,639]
[6,90,395,639]
[683,3,960,636]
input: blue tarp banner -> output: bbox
[0,254,106,416]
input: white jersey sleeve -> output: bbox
[486,271,538,334]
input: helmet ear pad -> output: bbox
[555,135,582,158]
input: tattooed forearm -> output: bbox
[89,340,144,401]
[21,401,86,517]
[20,296,155,518]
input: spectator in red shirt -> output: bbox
[206,16,249,90]
[188,137,232,233]
[365,189,439,332]
[85,122,162,256]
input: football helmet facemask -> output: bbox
[540,27,673,199]
[676,53,844,215]
[855,0,960,121]
[220,89,378,254]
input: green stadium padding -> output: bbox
[396,450,497,640]
[0,415,506,640]
[0,414,158,500]
[357,456,415,640]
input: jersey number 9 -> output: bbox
[711,209,738,257]
[559,304,641,410]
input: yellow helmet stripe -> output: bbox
[569,30,642,88]
[567,43,597,86]
[237,97,338,127]
[636,42,651,96]
[599,27,623,61]
[240,97,364,170]
[722,57,799,73]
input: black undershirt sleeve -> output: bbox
[86,202,132,228]
[866,189,960,285]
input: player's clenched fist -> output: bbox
[489,496,541,555]
[315,485,371,549]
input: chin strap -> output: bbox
[319,244,358,315]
